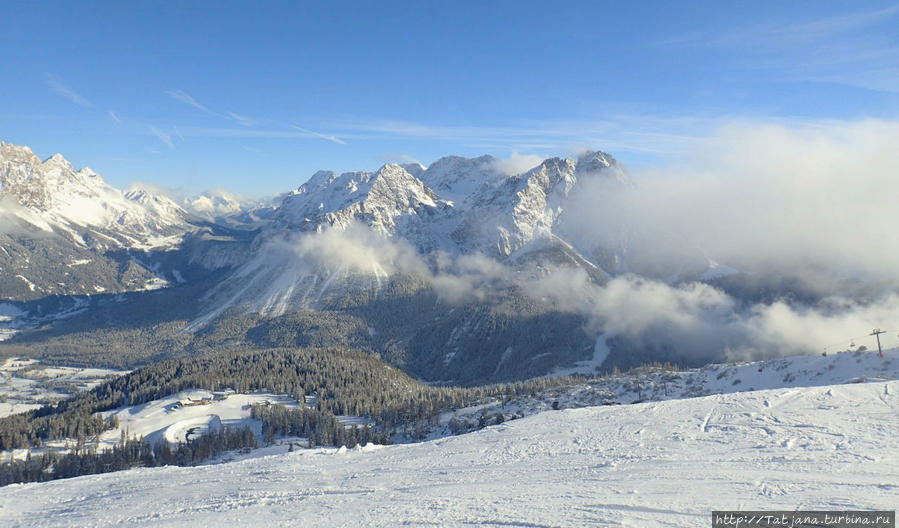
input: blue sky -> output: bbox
[2,0,898,196]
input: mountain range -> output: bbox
[1,141,730,383]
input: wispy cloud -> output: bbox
[331,116,722,156]
[176,125,347,145]
[242,145,263,153]
[227,111,256,127]
[380,153,422,165]
[660,5,899,93]
[167,90,266,128]
[166,89,216,115]
[108,110,121,123]
[164,89,350,145]
[290,125,347,145]
[45,73,92,107]
[149,126,175,149]
[163,95,732,155]
[668,5,899,49]
[753,4,898,46]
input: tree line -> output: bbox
[0,347,578,452]
[0,425,258,486]
[253,404,389,447]
[0,346,582,486]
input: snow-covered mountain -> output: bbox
[272,164,444,239]
[0,142,680,309]
[183,189,280,229]
[185,190,244,218]
[197,150,640,317]
[0,142,232,299]
[269,149,630,258]
[169,149,678,382]
[1,142,192,249]
[0,142,735,382]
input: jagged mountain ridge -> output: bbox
[0,142,240,300]
[202,149,637,318]
[0,142,192,248]
[272,164,443,239]
[180,150,643,383]
[269,149,628,252]
[1,141,717,383]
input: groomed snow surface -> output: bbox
[97,390,299,450]
[1,379,896,527]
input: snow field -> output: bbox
[425,348,898,443]
[0,358,127,419]
[96,390,300,451]
[0,380,895,527]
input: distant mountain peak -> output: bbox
[399,162,426,178]
[272,162,443,236]
[263,148,635,265]
[0,141,37,161]
[181,189,280,228]
[0,141,217,300]
[576,149,615,169]
[575,149,630,185]
[419,154,505,204]
[44,152,69,164]
[1,140,193,243]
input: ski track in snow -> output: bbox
[1,381,896,527]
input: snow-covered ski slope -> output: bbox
[97,390,298,449]
[2,380,896,527]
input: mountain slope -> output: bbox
[170,150,654,382]
[1,143,790,385]
[1,143,190,248]
[199,150,632,318]
[0,142,246,300]
[2,380,894,527]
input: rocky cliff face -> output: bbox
[266,150,630,257]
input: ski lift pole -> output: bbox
[870,329,885,358]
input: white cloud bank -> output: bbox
[564,119,899,294]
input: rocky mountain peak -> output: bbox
[419,154,504,203]
[272,163,443,236]
[576,149,614,170]
[1,141,39,164]
[366,163,439,208]
[575,149,630,185]
[399,162,426,178]
[1,145,112,211]
[1,141,195,245]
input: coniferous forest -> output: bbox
[0,347,577,485]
